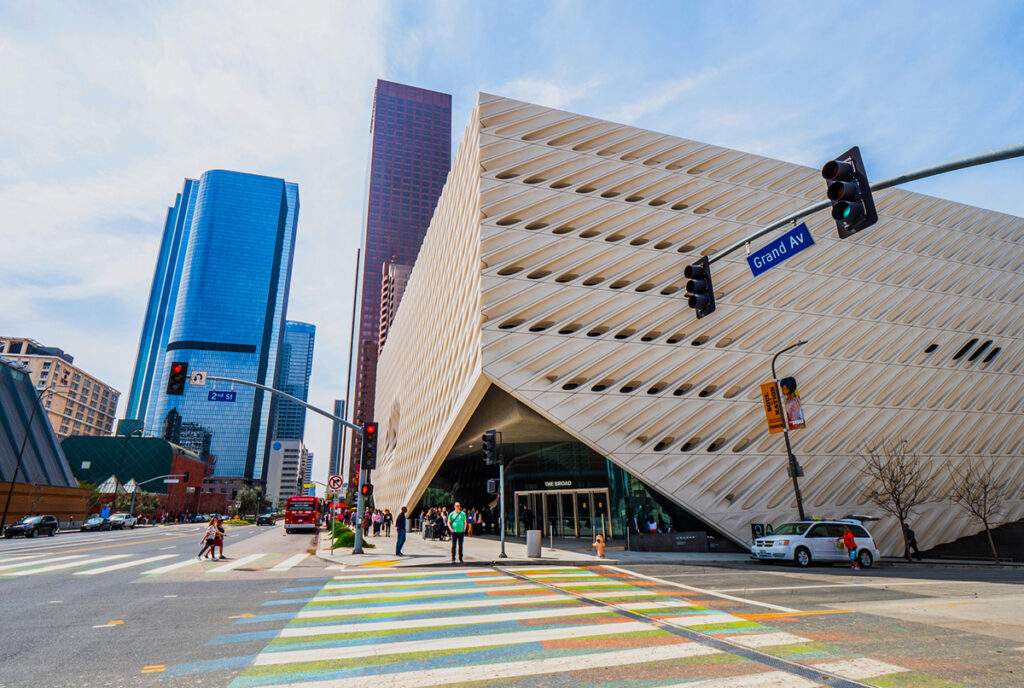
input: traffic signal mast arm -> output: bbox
[204,374,365,435]
[707,141,1024,266]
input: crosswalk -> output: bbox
[0,551,319,578]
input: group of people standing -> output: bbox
[422,505,490,539]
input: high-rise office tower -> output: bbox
[272,321,316,441]
[328,399,344,479]
[349,80,452,486]
[126,170,299,480]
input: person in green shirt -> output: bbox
[448,502,467,563]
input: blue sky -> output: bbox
[2,1,1022,482]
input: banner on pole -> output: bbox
[779,377,806,431]
[760,382,785,434]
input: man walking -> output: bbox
[448,501,467,563]
[903,522,923,560]
[395,506,407,556]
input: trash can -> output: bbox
[526,529,542,558]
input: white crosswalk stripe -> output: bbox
[74,554,178,576]
[269,553,308,572]
[208,552,267,573]
[143,557,200,576]
[0,554,84,572]
[8,554,130,576]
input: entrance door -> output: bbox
[577,493,593,539]
[545,493,560,537]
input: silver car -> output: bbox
[751,519,881,568]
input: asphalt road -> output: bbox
[0,522,330,688]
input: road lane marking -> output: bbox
[0,555,84,571]
[26,532,203,556]
[276,605,610,637]
[738,609,856,620]
[661,671,824,687]
[294,594,572,619]
[143,558,199,575]
[331,567,495,579]
[208,552,266,573]
[269,553,308,572]
[159,546,177,550]
[311,583,542,602]
[261,643,719,688]
[74,554,177,575]
[9,554,129,576]
[719,631,812,648]
[93,619,125,628]
[810,657,907,679]
[254,621,659,666]
[141,665,165,674]
[603,565,800,613]
[321,575,515,590]
[712,580,947,593]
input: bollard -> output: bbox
[526,529,542,558]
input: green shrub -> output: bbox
[330,520,374,548]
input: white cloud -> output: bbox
[491,76,604,111]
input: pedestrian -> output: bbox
[466,508,475,536]
[372,509,382,536]
[214,517,227,560]
[395,506,407,556]
[903,522,922,560]
[383,509,393,537]
[448,501,467,563]
[838,525,859,570]
[197,517,218,560]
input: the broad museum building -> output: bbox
[371,93,1024,555]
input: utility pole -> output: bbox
[498,432,507,558]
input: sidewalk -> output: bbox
[316,530,753,568]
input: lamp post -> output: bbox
[129,474,185,518]
[1,381,61,531]
[771,340,808,521]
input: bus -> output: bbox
[284,495,320,534]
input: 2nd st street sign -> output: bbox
[747,222,815,277]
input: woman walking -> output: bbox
[213,517,227,560]
[197,517,218,560]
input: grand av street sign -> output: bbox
[747,222,815,277]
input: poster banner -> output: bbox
[760,382,785,434]
[779,376,806,431]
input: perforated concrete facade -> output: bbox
[373,93,1024,555]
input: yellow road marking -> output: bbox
[359,560,399,567]
[93,619,125,628]
[738,609,856,619]
[141,665,165,673]
[42,532,202,556]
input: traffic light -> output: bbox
[822,146,877,238]
[482,429,498,465]
[166,361,188,395]
[360,483,373,497]
[684,256,715,319]
[362,422,378,470]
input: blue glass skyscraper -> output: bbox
[126,170,299,479]
[272,320,315,441]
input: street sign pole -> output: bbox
[771,342,808,521]
[498,431,507,559]
[353,465,368,554]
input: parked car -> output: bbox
[4,515,59,538]
[256,512,276,526]
[751,519,881,568]
[108,513,137,530]
[80,516,112,532]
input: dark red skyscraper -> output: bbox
[348,80,452,486]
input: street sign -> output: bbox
[208,390,236,402]
[760,382,785,434]
[747,222,815,277]
[303,483,315,488]
[163,478,179,483]
[189,370,207,386]
[327,474,344,490]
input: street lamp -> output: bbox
[771,340,808,521]
[129,474,186,518]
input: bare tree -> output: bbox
[859,439,930,561]
[948,460,1004,565]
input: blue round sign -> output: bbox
[273,441,282,450]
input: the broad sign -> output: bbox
[208,390,237,402]
[189,370,207,386]
[747,222,815,277]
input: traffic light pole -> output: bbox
[353,466,369,554]
[498,431,507,559]
[709,141,1024,265]
[772,341,808,521]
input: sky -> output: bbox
[2,1,1023,487]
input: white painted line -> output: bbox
[661,613,744,627]
[143,558,199,575]
[8,555,129,576]
[603,565,800,613]
[332,568,496,579]
[0,554,41,564]
[321,576,515,591]
[587,589,659,599]
[313,583,541,602]
[159,546,177,550]
[518,572,600,579]
[48,600,63,604]
[657,670,824,687]
[712,580,946,593]
[74,554,177,576]
[719,631,811,648]
[269,553,309,572]
[208,553,266,573]
[278,605,609,638]
[296,594,574,619]
[267,642,718,688]
[254,620,655,666]
[0,555,83,571]
[546,580,631,588]
[809,658,907,679]
[325,564,346,570]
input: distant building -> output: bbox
[303,452,314,496]
[265,440,308,507]
[328,399,345,478]
[124,170,300,480]
[348,80,452,489]
[272,321,316,441]
[0,356,89,524]
[378,263,413,355]
[0,337,120,438]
